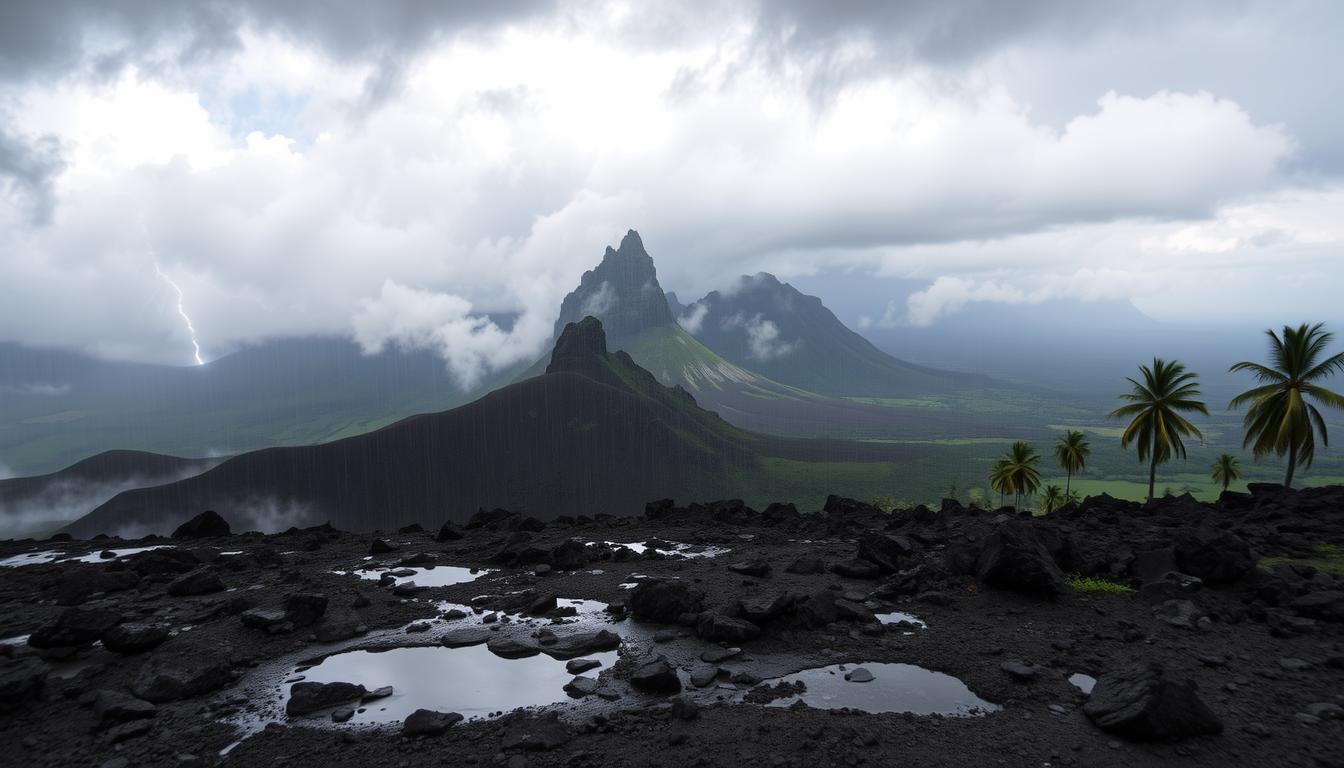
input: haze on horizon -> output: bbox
[1,0,1342,385]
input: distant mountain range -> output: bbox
[0,449,218,538]
[65,317,965,536]
[521,230,1035,439]
[0,337,476,476]
[66,318,749,535]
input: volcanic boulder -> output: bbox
[1082,663,1223,740]
[975,521,1065,597]
[630,581,701,624]
[172,510,231,539]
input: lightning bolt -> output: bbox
[155,263,205,366]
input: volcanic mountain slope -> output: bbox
[0,450,218,538]
[678,273,992,398]
[64,318,753,537]
[527,230,1042,440]
[0,337,479,476]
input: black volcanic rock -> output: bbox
[286,681,366,717]
[0,657,49,714]
[29,607,122,649]
[172,510,230,539]
[630,581,702,624]
[976,521,1065,597]
[102,623,170,654]
[1083,663,1223,740]
[1174,529,1254,585]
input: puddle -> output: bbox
[293,643,619,723]
[875,612,927,629]
[763,663,999,717]
[595,541,731,559]
[0,551,63,568]
[338,565,492,588]
[64,545,169,564]
[1,634,30,646]
[1068,673,1095,695]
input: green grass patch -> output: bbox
[1065,575,1133,595]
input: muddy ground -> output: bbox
[1,487,1341,768]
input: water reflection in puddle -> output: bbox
[875,612,927,629]
[1068,673,1095,695]
[338,565,492,588]
[594,541,730,559]
[0,545,169,568]
[764,663,998,717]
[296,643,619,723]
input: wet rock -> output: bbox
[101,623,170,655]
[165,569,224,597]
[315,610,365,643]
[132,660,233,703]
[435,522,464,542]
[738,593,794,623]
[487,636,541,659]
[857,533,918,573]
[631,658,681,694]
[630,581,701,624]
[874,565,928,597]
[545,630,620,660]
[286,681,367,716]
[369,538,399,555]
[240,609,291,632]
[1157,600,1207,630]
[283,593,328,626]
[700,647,741,664]
[1277,657,1312,671]
[976,521,1065,597]
[844,667,874,683]
[696,613,761,642]
[501,713,572,750]
[794,591,840,628]
[727,560,772,578]
[331,707,354,723]
[390,582,425,597]
[402,708,463,737]
[29,607,122,649]
[550,540,589,570]
[785,557,826,575]
[1174,529,1254,585]
[397,552,436,566]
[363,686,393,701]
[172,510,231,539]
[564,676,599,697]
[1001,661,1042,682]
[440,627,494,647]
[92,690,156,727]
[566,658,602,674]
[1082,662,1223,740]
[1304,702,1343,720]
[690,665,719,687]
[833,598,877,623]
[0,656,49,714]
[527,592,558,615]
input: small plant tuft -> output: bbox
[1065,574,1133,595]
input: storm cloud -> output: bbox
[0,1,1339,383]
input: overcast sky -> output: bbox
[1,1,1341,385]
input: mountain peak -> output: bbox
[546,316,609,375]
[553,229,675,344]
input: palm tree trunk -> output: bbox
[1065,470,1071,496]
[1284,441,1298,488]
[1147,455,1157,502]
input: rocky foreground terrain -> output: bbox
[1,485,1342,768]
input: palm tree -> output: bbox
[997,441,1042,509]
[1229,323,1344,487]
[1062,487,1082,506]
[1211,453,1242,492]
[1054,430,1091,496]
[1038,484,1065,514]
[1109,358,1208,501]
[988,459,1012,508]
